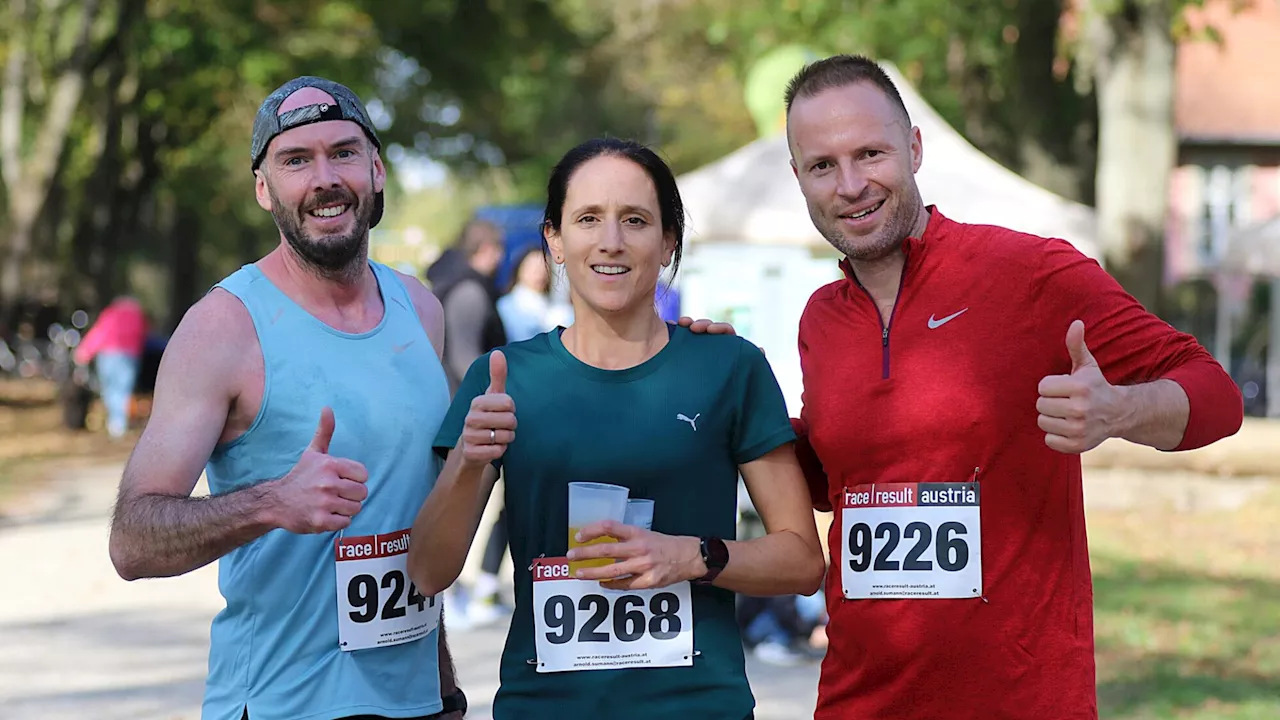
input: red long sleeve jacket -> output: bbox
[793,207,1242,720]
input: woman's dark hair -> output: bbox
[542,137,685,278]
[503,244,551,295]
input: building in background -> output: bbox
[1167,0,1280,416]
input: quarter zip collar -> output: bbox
[834,206,951,380]
[838,205,948,287]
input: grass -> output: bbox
[1088,482,1280,719]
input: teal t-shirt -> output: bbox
[433,324,795,720]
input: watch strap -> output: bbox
[440,688,467,715]
[695,536,728,585]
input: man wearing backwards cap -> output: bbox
[108,76,467,720]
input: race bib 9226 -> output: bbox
[840,482,982,600]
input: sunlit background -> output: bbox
[1,1,1277,719]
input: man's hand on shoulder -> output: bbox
[678,316,737,336]
[395,270,446,361]
[676,315,772,357]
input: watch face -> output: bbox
[703,537,728,569]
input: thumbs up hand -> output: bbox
[271,407,370,534]
[461,350,517,466]
[1036,320,1124,454]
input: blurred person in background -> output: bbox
[655,285,681,324]
[426,217,510,625]
[498,245,572,343]
[735,480,827,666]
[424,244,464,294]
[460,245,570,625]
[74,295,148,439]
[736,592,826,665]
[427,218,508,392]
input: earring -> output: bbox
[554,255,563,263]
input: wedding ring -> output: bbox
[490,429,496,444]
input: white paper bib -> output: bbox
[840,483,982,600]
[530,556,694,673]
[335,529,440,651]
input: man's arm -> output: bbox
[398,271,466,713]
[111,291,369,580]
[1112,379,1190,450]
[442,280,491,381]
[1033,240,1243,453]
[437,622,461,716]
[395,269,446,362]
[109,292,275,580]
[791,416,832,512]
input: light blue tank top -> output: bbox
[202,262,450,720]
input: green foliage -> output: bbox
[590,0,1095,198]
[5,0,1251,325]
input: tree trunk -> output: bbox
[168,204,200,329]
[1013,0,1095,204]
[0,0,106,310]
[1087,0,1177,317]
[71,66,126,310]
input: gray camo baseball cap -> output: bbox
[251,76,384,227]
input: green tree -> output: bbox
[362,0,656,199]
[1068,0,1245,317]
[0,0,113,311]
[593,0,1095,195]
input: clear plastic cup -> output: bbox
[567,482,630,573]
[624,498,655,531]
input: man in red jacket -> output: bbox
[687,54,1243,719]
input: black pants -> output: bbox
[480,507,508,575]
[736,594,815,645]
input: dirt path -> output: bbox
[1,462,821,720]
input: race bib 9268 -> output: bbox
[530,557,693,673]
[840,483,982,600]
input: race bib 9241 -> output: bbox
[530,557,694,673]
[335,529,440,651]
[840,482,982,600]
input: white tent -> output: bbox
[677,64,1100,259]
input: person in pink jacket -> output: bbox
[75,296,148,438]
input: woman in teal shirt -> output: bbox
[408,138,825,719]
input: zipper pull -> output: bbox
[882,327,889,347]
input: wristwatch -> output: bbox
[694,536,728,585]
[441,688,467,715]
